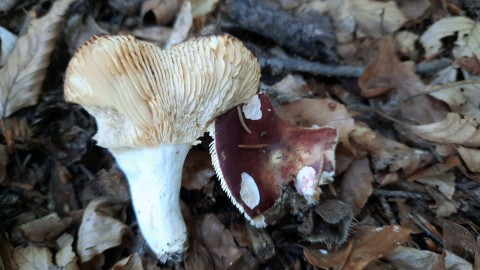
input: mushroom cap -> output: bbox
[64,34,260,148]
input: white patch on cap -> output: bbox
[242,95,262,120]
[240,172,260,209]
[295,166,320,204]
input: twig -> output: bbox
[379,196,398,225]
[373,189,428,200]
[259,56,453,77]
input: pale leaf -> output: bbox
[420,16,480,59]
[445,250,473,270]
[77,198,130,262]
[429,81,480,117]
[0,26,17,67]
[56,233,78,270]
[110,253,143,270]
[409,113,480,147]
[386,246,444,270]
[457,146,480,173]
[13,245,53,270]
[191,0,219,18]
[0,0,74,116]
[165,0,193,48]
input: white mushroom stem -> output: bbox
[110,144,191,263]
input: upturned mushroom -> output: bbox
[210,93,338,226]
[64,34,260,262]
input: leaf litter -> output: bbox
[0,0,479,269]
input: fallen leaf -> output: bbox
[55,233,78,270]
[165,0,193,48]
[429,81,480,117]
[128,26,172,46]
[270,74,308,102]
[420,16,480,59]
[445,250,474,270]
[191,0,219,18]
[339,157,374,216]
[276,98,355,147]
[14,245,53,270]
[440,219,478,262]
[395,31,419,60]
[397,0,431,21]
[182,150,215,190]
[457,146,480,173]
[19,212,72,243]
[77,198,131,263]
[197,214,242,270]
[409,113,480,147]
[304,225,411,270]
[358,37,447,124]
[0,0,75,116]
[386,246,445,270]
[0,26,17,67]
[0,225,17,270]
[457,54,480,75]
[110,253,143,270]
[184,241,214,270]
[350,126,434,175]
[141,0,180,25]
[64,14,108,54]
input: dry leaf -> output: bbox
[441,219,478,261]
[358,37,447,124]
[182,150,214,190]
[184,241,214,270]
[275,98,355,147]
[128,26,172,46]
[165,0,193,48]
[64,14,108,54]
[420,16,480,59]
[0,225,17,270]
[0,26,17,67]
[407,159,458,199]
[270,74,308,102]
[141,0,180,25]
[445,251,474,270]
[386,246,445,270]
[350,126,435,175]
[429,81,480,117]
[397,0,430,21]
[110,253,143,270]
[395,31,419,60]
[77,198,131,263]
[14,245,53,270]
[304,225,411,270]
[19,212,72,243]
[339,157,374,216]
[191,0,219,18]
[457,146,480,173]
[197,214,242,270]
[56,233,78,270]
[0,0,74,116]
[409,113,480,147]
[457,54,480,75]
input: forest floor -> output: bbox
[0,0,479,269]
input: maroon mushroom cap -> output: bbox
[210,93,338,226]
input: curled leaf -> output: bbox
[0,0,74,116]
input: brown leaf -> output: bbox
[444,250,474,270]
[19,213,72,243]
[197,214,242,270]
[0,0,75,116]
[77,198,131,263]
[55,233,78,270]
[304,225,411,270]
[276,98,355,147]
[350,126,434,175]
[110,253,143,270]
[457,146,480,173]
[13,245,53,270]
[141,0,180,25]
[457,54,480,75]
[440,219,477,261]
[409,113,480,147]
[358,37,447,124]
[182,150,214,190]
[339,157,374,216]
[184,241,214,270]
[429,81,480,117]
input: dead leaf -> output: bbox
[386,246,445,270]
[141,0,180,25]
[304,225,411,270]
[184,241,214,270]
[197,214,242,270]
[409,113,480,147]
[0,26,17,67]
[64,14,108,54]
[395,31,419,60]
[339,157,374,216]
[128,26,172,46]
[14,245,53,270]
[445,250,474,270]
[441,219,478,263]
[182,150,215,190]
[397,0,431,21]
[55,233,78,270]
[0,0,75,116]
[429,81,480,117]
[457,146,480,173]
[358,37,447,124]
[19,212,72,243]
[165,0,193,48]
[270,74,308,102]
[350,126,435,175]
[110,253,143,270]
[457,54,480,75]
[0,225,17,270]
[275,98,355,147]
[191,0,219,18]
[77,198,131,263]
[420,16,480,60]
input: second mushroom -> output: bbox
[64,34,260,262]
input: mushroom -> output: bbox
[64,34,260,262]
[210,93,338,226]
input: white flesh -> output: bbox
[110,144,191,263]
